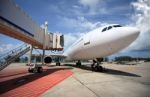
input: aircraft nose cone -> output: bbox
[125,27,140,41]
[130,27,140,36]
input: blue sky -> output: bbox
[0,0,150,58]
[14,0,135,33]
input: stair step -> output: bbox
[0,44,30,71]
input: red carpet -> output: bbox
[0,69,73,97]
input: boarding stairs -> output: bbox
[0,44,30,71]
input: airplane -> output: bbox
[29,24,140,72]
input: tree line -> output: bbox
[114,56,150,62]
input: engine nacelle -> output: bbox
[44,56,52,63]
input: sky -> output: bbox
[0,0,150,58]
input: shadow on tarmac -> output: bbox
[0,72,28,78]
[0,67,72,94]
[64,63,141,77]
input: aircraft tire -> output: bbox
[56,62,61,66]
[28,68,33,73]
[37,67,43,73]
[76,60,81,67]
[97,66,103,72]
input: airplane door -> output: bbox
[83,34,90,45]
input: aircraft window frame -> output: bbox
[102,27,107,32]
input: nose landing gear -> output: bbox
[91,59,103,72]
[76,60,82,67]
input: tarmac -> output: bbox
[0,62,150,97]
[41,62,150,97]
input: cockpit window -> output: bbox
[101,25,122,32]
[108,26,112,30]
[102,27,107,32]
[113,25,122,27]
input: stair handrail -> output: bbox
[0,43,29,62]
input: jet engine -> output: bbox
[44,56,52,63]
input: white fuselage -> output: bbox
[63,24,140,61]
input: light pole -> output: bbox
[42,21,48,65]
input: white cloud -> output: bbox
[79,0,100,8]
[59,16,104,32]
[78,0,106,15]
[64,32,85,50]
[73,5,80,9]
[124,0,150,51]
[0,43,20,54]
[40,24,45,29]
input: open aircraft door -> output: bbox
[83,34,90,45]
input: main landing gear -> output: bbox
[56,62,61,66]
[75,59,103,72]
[55,57,61,66]
[28,64,43,73]
[91,59,103,72]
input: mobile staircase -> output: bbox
[0,44,30,71]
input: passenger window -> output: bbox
[102,27,107,32]
[108,26,112,30]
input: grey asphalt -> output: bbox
[41,62,150,97]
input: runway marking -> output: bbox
[0,69,73,97]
